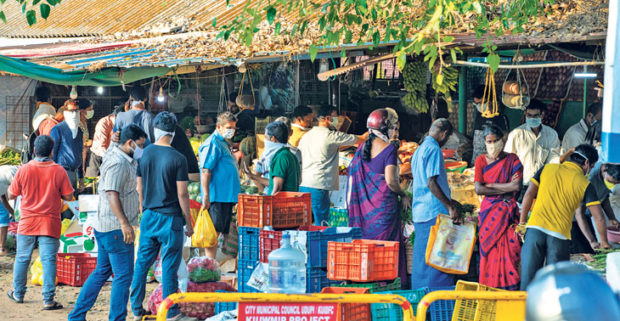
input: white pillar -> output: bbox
[602,0,620,163]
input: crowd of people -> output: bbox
[0,82,617,320]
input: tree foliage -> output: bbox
[0,0,61,25]
[218,0,556,89]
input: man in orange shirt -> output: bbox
[86,106,122,177]
[6,135,74,310]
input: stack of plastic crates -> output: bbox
[452,281,504,321]
[370,286,455,321]
[237,227,260,293]
[322,287,371,321]
[214,291,237,315]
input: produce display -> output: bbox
[148,284,180,315]
[188,182,202,203]
[402,62,429,113]
[187,257,221,283]
[447,169,481,209]
[179,281,235,319]
[0,149,21,166]
[574,249,620,276]
[397,141,418,175]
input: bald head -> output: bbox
[429,118,453,146]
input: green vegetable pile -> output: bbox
[0,149,21,166]
[188,182,202,203]
[584,249,620,274]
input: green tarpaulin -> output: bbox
[0,55,170,86]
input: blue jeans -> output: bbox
[0,203,10,227]
[68,229,134,321]
[130,210,184,318]
[411,217,455,289]
[299,187,330,225]
[520,228,570,290]
[12,234,59,304]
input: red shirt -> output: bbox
[8,160,74,238]
[38,118,60,136]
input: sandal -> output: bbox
[43,301,63,310]
[7,290,23,304]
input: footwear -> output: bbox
[133,307,150,321]
[167,313,196,321]
[43,301,63,310]
[7,290,23,304]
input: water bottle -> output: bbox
[267,234,306,293]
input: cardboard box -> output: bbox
[59,218,98,254]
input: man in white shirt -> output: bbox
[32,86,56,133]
[504,99,560,200]
[561,102,602,154]
[298,105,366,225]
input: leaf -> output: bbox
[396,51,406,71]
[40,3,50,19]
[436,73,444,86]
[487,53,500,73]
[212,17,217,28]
[473,1,482,14]
[0,0,5,4]
[450,49,457,63]
[46,0,57,5]
[26,9,36,25]
[340,48,346,59]
[309,44,318,62]
[0,11,5,24]
[32,0,41,5]
[443,36,454,43]
[274,22,281,35]
[372,31,380,45]
[266,6,276,25]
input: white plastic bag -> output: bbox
[153,250,189,292]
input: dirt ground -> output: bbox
[0,250,158,321]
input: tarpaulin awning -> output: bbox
[0,55,170,86]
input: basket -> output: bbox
[371,288,429,321]
[327,240,399,282]
[428,286,456,321]
[56,253,97,287]
[237,259,260,293]
[238,192,311,229]
[451,281,504,321]
[334,278,401,293]
[321,287,371,321]
[238,227,260,261]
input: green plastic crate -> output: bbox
[371,288,429,321]
[334,278,401,293]
[328,208,348,227]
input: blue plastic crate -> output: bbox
[214,291,238,314]
[238,227,260,262]
[371,288,429,321]
[237,259,260,293]
[306,268,342,293]
[306,227,362,268]
[428,286,456,321]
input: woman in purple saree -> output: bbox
[348,109,410,287]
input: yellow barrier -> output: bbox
[156,292,415,321]
[415,290,528,321]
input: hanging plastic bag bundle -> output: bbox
[425,214,477,274]
[192,207,218,248]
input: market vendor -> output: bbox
[86,106,122,177]
[32,86,56,134]
[431,99,473,164]
[561,102,602,155]
[77,98,95,142]
[199,112,241,259]
[570,162,620,254]
[298,105,367,225]
[518,144,611,290]
[228,92,239,114]
[410,118,462,289]
[289,105,315,147]
[114,86,155,145]
[0,165,19,256]
[504,99,560,202]
[235,94,257,138]
[50,100,84,190]
[470,85,510,163]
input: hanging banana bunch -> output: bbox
[402,62,429,113]
[481,68,499,118]
[432,66,458,97]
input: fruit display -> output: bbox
[432,66,458,98]
[397,141,418,176]
[188,182,202,203]
[179,281,235,319]
[189,137,202,157]
[402,62,430,113]
[187,257,221,283]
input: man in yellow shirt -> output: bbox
[518,144,611,290]
[289,105,315,147]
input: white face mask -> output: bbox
[485,140,504,158]
[85,109,94,119]
[154,128,175,143]
[474,102,486,113]
[222,128,235,139]
[63,111,80,138]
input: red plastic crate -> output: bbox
[238,192,311,229]
[327,240,399,282]
[321,287,371,321]
[56,253,97,286]
[259,226,328,263]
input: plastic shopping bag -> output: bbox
[30,256,58,286]
[192,207,217,248]
[425,214,476,274]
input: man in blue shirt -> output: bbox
[410,118,462,289]
[199,112,241,259]
[130,112,193,321]
[50,100,83,190]
[114,86,155,146]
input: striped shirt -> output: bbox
[95,146,140,232]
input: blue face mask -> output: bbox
[526,117,542,129]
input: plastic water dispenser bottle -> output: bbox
[267,234,306,293]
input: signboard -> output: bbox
[238,303,339,321]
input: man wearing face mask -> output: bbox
[289,105,315,147]
[561,102,602,155]
[50,100,84,190]
[570,162,620,254]
[518,144,611,290]
[77,98,95,141]
[504,99,560,202]
[471,85,510,163]
[298,105,367,225]
[69,124,146,321]
[130,112,193,321]
[410,118,463,289]
[198,112,241,259]
[113,86,155,144]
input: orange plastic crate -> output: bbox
[238,192,311,228]
[327,240,399,282]
[321,287,371,321]
[56,253,97,286]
